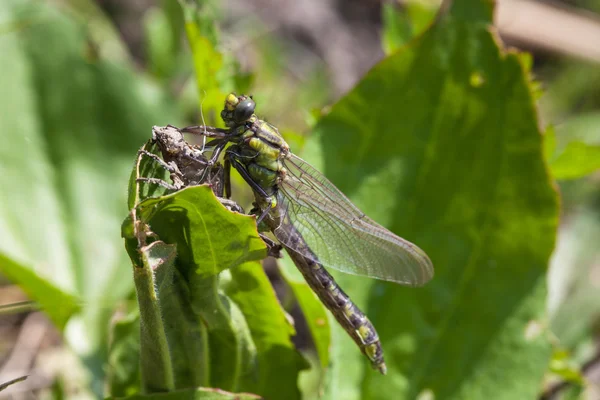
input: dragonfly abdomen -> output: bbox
[284,246,387,374]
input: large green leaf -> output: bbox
[0,0,182,390]
[301,1,558,398]
[125,185,267,392]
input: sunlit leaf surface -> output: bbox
[301,1,558,399]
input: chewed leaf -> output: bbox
[135,186,266,277]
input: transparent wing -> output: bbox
[272,153,434,286]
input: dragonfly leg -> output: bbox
[226,147,259,160]
[201,164,223,197]
[176,151,209,166]
[208,140,229,166]
[259,234,283,258]
[224,157,232,199]
[180,125,231,138]
[249,204,272,233]
[225,151,275,224]
[226,154,271,199]
[256,204,273,225]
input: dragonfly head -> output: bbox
[221,93,256,127]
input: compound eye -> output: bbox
[233,98,256,123]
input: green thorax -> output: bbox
[230,115,290,196]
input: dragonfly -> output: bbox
[135,124,282,257]
[181,93,435,374]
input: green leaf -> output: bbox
[134,239,177,393]
[547,113,600,180]
[126,143,304,396]
[0,253,79,329]
[224,261,306,399]
[178,0,253,126]
[136,187,267,277]
[0,0,183,387]
[304,1,558,398]
[178,0,227,126]
[108,310,142,397]
[126,185,269,393]
[126,140,171,212]
[547,349,584,385]
[550,141,600,180]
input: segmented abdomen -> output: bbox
[272,218,386,374]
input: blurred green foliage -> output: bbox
[0,0,182,395]
[0,0,599,399]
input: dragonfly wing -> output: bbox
[272,153,434,286]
